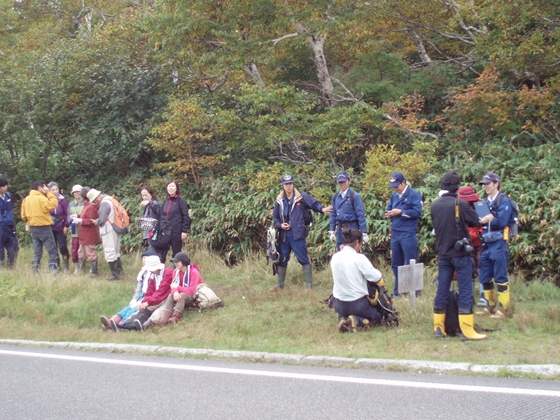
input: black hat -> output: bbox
[441,171,461,192]
[170,252,190,265]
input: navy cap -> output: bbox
[336,171,350,183]
[141,249,157,257]
[281,174,294,184]
[479,172,500,185]
[388,172,406,188]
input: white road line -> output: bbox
[1,349,559,397]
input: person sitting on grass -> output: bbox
[100,249,156,331]
[330,228,383,333]
[109,255,173,332]
[143,252,202,329]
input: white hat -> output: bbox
[144,255,164,273]
[71,184,83,194]
[87,188,102,202]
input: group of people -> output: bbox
[7,178,190,282]
[100,250,202,332]
[272,170,513,340]
[2,170,514,340]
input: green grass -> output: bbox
[1,248,560,368]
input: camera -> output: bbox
[455,238,474,254]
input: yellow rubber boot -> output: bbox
[459,314,487,341]
[492,284,510,319]
[434,313,446,338]
[480,289,497,315]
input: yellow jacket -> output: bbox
[21,190,59,227]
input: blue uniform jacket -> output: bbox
[273,188,324,241]
[0,192,15,227]
[329,188,367,233]
[386,186,422,235]
[485,193,512,233]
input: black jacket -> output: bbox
[430,193,480,258]
[161,195,191,235]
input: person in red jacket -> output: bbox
[458,185,485,306]
[119,255,173,331]
[71,187,101,276]
[144,252,203,329]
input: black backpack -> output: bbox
[302,202,313,226]
[367,280,399,327]
[444,290,461,336]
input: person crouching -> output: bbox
[330,228,383,332]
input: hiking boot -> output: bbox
[168,310,182,324]
[338,317,350,333]
[348,315,359,333]
[269,285,284,292]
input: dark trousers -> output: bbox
[31,226,58,265]
[0,225,19,267]
[278,229,310,267]
[159,233,183,263]
[479,240,509,286]
[434,255,474,313]
[333,296,381,324]
[390,231,418,293]
[52,229,69,257]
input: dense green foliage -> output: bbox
[2,0,560,282]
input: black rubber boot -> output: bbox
[90,259,99,277]
[106,261,120,281]
[115,257,124,275]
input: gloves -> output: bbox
[328,231,336,243]
[362,233,369,244]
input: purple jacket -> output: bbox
[50,194,70,230]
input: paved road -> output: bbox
[1,344,559,419]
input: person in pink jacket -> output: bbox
[144,252,202,328]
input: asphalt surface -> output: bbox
[1,343,560,420]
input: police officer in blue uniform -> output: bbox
[328,171,368,251]
[0,176,19,268]
[385,172,423,297]
[270,174,332,291]
[478,172,513,318]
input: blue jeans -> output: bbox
[278,229,310,267]
[0,225,19,267]
[479,240,509,286]
[391,231,418,294]
[31,226,58,267]
[434,255,474,313]
[333,296,381,324]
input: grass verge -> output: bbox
[1,248,559,369]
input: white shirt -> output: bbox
[331,246,382,301]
